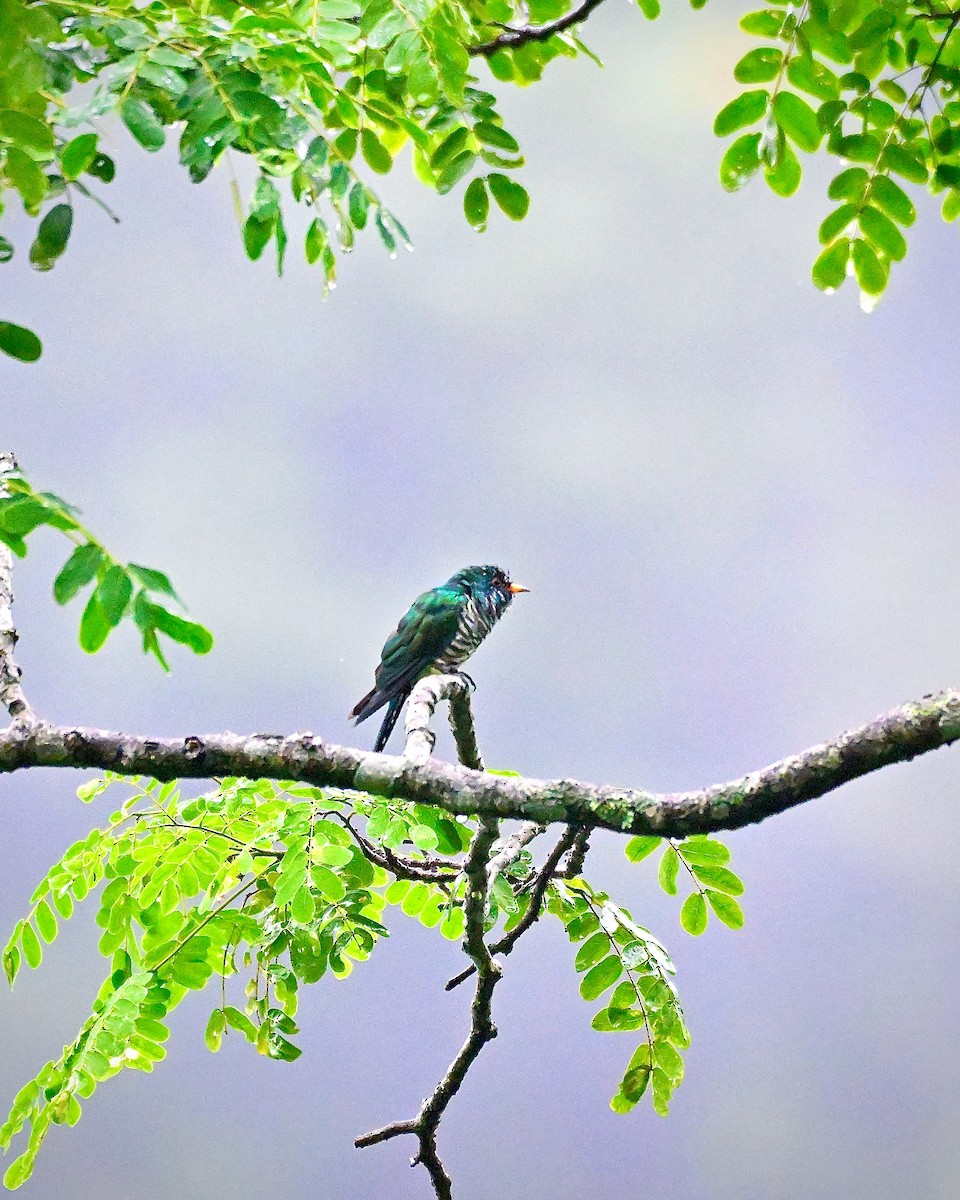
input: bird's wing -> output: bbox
[373,586,463,697]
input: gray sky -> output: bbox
[3,2,960,1196]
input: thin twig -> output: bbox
[470,0,609,56]
[355,815,503,1199]
[341,812,457,884]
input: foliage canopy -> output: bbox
[4,0,960,360]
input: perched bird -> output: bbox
[350,564,528,752]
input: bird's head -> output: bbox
[450,564,529,607]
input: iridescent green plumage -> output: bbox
[350,565,527,751]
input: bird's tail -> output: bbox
[374,695,404,752]
[350,688,407,752]
[349,686,387,725]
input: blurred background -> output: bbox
[3,0,960,1196]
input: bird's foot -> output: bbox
[451,670,476,692]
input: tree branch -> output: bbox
[0,454,38,730]
[445,822,582,992]
[470,0,609,57]
[558,826,591,878]
[404,673,484,770]
[355,816,503,1198]
[2,688,958,839]
[486,819,545,883]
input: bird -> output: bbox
[350,564,529,752]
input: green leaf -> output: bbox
[360,129,392,174]
[148,604,214,654]
[440,906,465,940]
[0,322,42,363]
[305,218,328,265]
[2,940,20,985]
[706,890,745,930]
[334,128,358,160]
[0,497,51,535]
[827,166,869,202]
[3,1151,33,1190]
[818,203,857,244]
[488,172,530,220]
[764,139,801,197]
[593,1005,644,1032]
[689,863,744,895]
[877,79,907,104]
[574,931,610,972]
[95,565,133,626]
[942,190,960,222]
[740,10,786,36]
[713,90,769,137]
[244,214,275,261]
[658,847,679,895]
[0,110,54,158]
[291,885,315,923]
[851,237,888,295]
[786,54,840,102]
[838,132,881,163]
[127,563,181,602]
[436,152,476,195]
[811,237,851,291]
[772,91,822,151]
[677,836,730,865]
[859,205,907,261]
[30,204,73,271]
[651,1066,674,1116]
[53,543,103,604]
[5,147,46,210]
[348,183,370,230]
[638,0,661,18]
[433,128,471,172]
[204,1012,224,1051]
[309,864,346,902]
[79,591,112,653]
[719,132,762,191]
[20,922,42,969]
[733,48,782,84]
[473,123,519,153]
[314,843,352,867]
[625,835,661,863]
[935,163,960,190]
[880,144,928,184]
[60,133,99,179]
[88,153,115,184]
[680,891,708,935]
[409,823,439,851]
[33,901,57,944]
[121,98,165,151]
[869,175,915,226]
[579,954,622,1001]
[223,1006,257,1040]
[463,176,489,230]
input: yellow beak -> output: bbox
[508,582,530,594]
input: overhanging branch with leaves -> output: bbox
[6,0,960,365]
